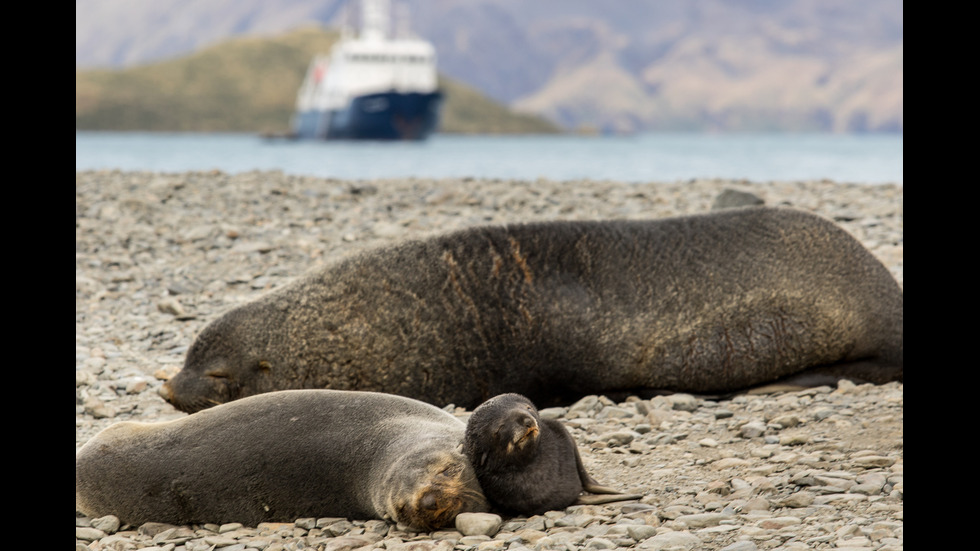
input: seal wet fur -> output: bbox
[75,390,488,530]
[161,206,903,413]
[464,393,642,515]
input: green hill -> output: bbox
[75,26,560,135]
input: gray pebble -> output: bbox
[668,394,699,412]
[626,524,659,541]
[637,530,702,550]
[712,189,764,210]
[294,518,316,530]
[673,513,731,528]
[90,514,120,534]
[600,430,639,446]
[538,407,566,420]
[455,513,502,537]
[585,537,616,549]
[719,541,760,551]
[739,421,767,438]
[75,527,107,541]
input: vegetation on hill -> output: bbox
[75,26,560,135]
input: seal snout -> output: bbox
[406,487,462,531]
[507,412,539,452]
[158,381,174,402]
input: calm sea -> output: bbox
[75,131,903,185]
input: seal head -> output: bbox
[377,445,487,531]
[160,305,280,413]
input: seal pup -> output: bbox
[463,393,642,515]
[76,390,488,530]
[161,206,903,413]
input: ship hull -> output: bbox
[293,90,443,141]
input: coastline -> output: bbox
[76,170,903,550]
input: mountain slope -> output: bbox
[76,0,903,133]
[75,26,560,134]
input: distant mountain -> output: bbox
[75,0,903,133]
[75,26,560,134]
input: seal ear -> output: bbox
[479,451,488,467]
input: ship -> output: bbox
[291,0,443,140]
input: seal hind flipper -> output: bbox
[569,421,643,501]
[582,482,633,495]
[575,493,644,506]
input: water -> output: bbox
[75,131,903,185]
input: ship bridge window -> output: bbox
[347,53,429,64]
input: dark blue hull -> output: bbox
[293,90,443,140]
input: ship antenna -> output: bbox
[393,1,411,39]
[340,1,354,41]
[361,0,390,41]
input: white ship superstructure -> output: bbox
[292,0,442,140]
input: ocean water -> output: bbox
[75,131,903,185]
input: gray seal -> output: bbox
[75,390,488,530]
[161,206,903,413]
[463,393,642,515]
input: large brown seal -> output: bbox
[463,393,642,515]
[161,206,903,413]
[75,390,488,530]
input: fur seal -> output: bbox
[75,389,488,530]
[161,206,903,413]
[463,393,642,515]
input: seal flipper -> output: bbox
[569,426,644,503]
[575,493,644,505]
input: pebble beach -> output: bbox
[75,170,903,551]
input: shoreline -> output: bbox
[76,171,903,550]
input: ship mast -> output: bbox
[360,0,390,41]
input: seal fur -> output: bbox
[161,206,903,413]
[75,389,488,530]
[463,393,642,515]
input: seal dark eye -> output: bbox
[257,360,272,372]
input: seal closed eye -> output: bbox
[463,393,642,515]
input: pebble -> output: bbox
[90,515,120,534]
[626,524,659,541]
[455,513,502,537]
[75,171,903,550]
[638,530,702,550]
[674,513,732,529]
[738,421,767,439]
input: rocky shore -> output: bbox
[76,170,903,551]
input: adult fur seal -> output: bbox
[463,393,642,515]
[161,206,903,413]
[75,390,488,530]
